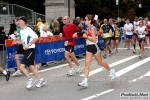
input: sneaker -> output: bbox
[6,71,10,81]
[26,79,36,89]
[111,50,115,54]
[67,68,75,76]
[110,69,115,80]
[127,48,130,50]
[127,45,130,50]
[103,54,106,59]
[139,54,143,59]
[78,80,88,87]
[145,46,148,49]
[36,79,46,88]
[35,65,40,70]
[109,50,112,56]
[11,70,22,77]
[133,50,136,53]
[124,44,127,48]
[76,66,83,74]
[115,49,118,53]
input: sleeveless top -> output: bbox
[86,25,98,45]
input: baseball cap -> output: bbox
[17,16,27,23]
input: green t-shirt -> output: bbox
[16,26,22,45]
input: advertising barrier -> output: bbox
[5,32,125,69]
[5,36,90,69]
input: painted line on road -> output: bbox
[81,57,150,100]
[129,71,150,83]
[118,47,150,49]
[30,58,85,75]
[80,55,139,77]
[115,57,150,77]
[81,89,114,100]
[144,71,150,76]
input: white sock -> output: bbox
[17,70,21,72]
[29,78,33,81]
[70,68,73,70]
[39,78,43,81]
[84,78,88,82]
[3,70,7,75]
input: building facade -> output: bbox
[44,0,75,22]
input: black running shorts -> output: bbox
[65,45,74,53]
[16,45,24,54]
[21,48,35,67]
[86,43,101,55]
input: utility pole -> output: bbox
[68,0,70,16]
[116,0,119,20]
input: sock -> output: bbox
[29,78,33,81]
[71,68,73,70]
[84,78,88,82]
[39,78,43,80]
[17,70,21,72]
[3,70,7,75]
[133,44,136,50]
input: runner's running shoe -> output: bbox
[36,79,46,88]
[78,80,88,87]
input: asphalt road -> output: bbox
[0,42,150,100]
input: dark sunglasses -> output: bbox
[84,19,89,21]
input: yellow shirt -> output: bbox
[37,22,42,31]
[99,24,112,38]
[45,22,49,27]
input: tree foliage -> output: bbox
[1,0,45,14]
[75,0,150,20]
[1,0,150,20]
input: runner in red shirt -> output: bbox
[146,24,150,35]
[145,23,150,49]
[61,16,83,76]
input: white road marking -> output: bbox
[144,71,150,76]
[81,89,114,100]
[80,55,139,77]
[129,71,150,83]
[81,57,150,100]
[30,58,85,75]
[115,57,150,77]
[118,47,150,49]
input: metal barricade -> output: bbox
[0,44,6,69]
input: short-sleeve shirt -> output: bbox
[136,26,146,38]
[124,23,133,35]
[63,24,79,46]
[20,27,38,48]
[146,25,150,34]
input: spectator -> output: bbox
[36,18,42,31]
[73,19,79,27]
[41,25,53,37]
[57,17,64,33]
[0,26,8,68]
[8,20,16,35]
[39,20,49,36]
[52,21,60,35]
[39,20,50,67]
[50,19,54,30]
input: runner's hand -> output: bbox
[23,44,29,50]
[72,32,77,38]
